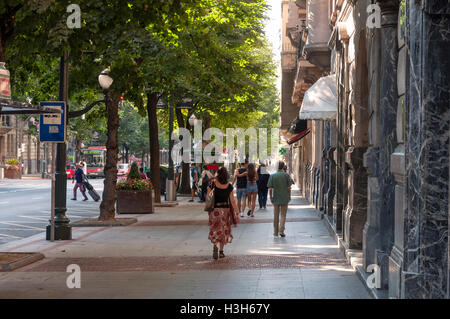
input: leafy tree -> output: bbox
[4,0,279,214]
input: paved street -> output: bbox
[0,188,372,299]
[0,178,104,244]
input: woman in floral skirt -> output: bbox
[207,166,239,259]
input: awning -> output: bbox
[287,129,311,145]
[299,74,337,121]
[0,99,62,115]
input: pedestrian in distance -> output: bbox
[267,161,292,237]
[189,163,200,202]
[80,158,87,177]
[207,166,239,259]
[199,165,213,202]
[257,162,270,209]
[71,163,88,201]
[139,167,147,179]
[237,162,258,217]
[232,159,248,217]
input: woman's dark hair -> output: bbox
[216,167,229,184]
[203,165,208,170]
[247,163,256,181]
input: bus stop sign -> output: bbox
[39,101,66,143]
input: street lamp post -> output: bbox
[45,65,110,240]
[46,52,71,240]
[189,114,197,164]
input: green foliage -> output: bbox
[127,162,141,180]
[4,0,279,168]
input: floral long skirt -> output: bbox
[208,208,233,245]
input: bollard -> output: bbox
[165,179,177,201]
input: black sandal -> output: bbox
[213,246,218,260]
[219,251,225,258]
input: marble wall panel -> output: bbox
[404,1,450,299]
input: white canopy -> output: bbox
[299,74,337,121]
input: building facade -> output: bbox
[0,114,43,175]
[280,0,449,298]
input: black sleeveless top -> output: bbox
[214,183,233,208]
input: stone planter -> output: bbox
[116,190,154,214]
[4,167,21,179]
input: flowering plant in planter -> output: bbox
[116,178,153,191]
[116,162,154,214]
[5,158,20,171]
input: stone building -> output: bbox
[280,0,449,299]
[0,114,42,175]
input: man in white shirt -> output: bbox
[80,159,88,180]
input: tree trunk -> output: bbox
[203,115,211,131]
[147,93,161,203]
[75,138,82,163]
[175,108,192,195]
[99,90,120,221]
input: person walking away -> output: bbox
[71,163,88,201]
[267,161,292,237]
[257,163,270,209]
[232,159,248,217]
[199,165,213,202]
[189,163,200,202]
[239,163,258,217]
[207,167,238,259]
[139,167,147,179]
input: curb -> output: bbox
[0,252,45,271]
[70,218,137,227]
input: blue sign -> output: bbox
[39,101,66,143]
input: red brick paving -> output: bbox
[134,217,320,226]
[24,253,349,272]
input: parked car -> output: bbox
[117,163,130,177]
[66,164,75,179]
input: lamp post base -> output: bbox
[46,224,72,240]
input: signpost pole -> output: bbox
[50,142,56,242]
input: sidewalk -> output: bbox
[0,190,371,299]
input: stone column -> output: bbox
[326,146,336,219]
[334,44,346,232]
[388,2,406,299]
[344,146,368,249]
[362,1,398,290]
[403,0,450,299]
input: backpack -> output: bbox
[200,171,212,190]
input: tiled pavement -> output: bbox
[0,190,371,299]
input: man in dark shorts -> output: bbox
[232,159,248,217]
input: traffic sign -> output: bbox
[39,101,66,143]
